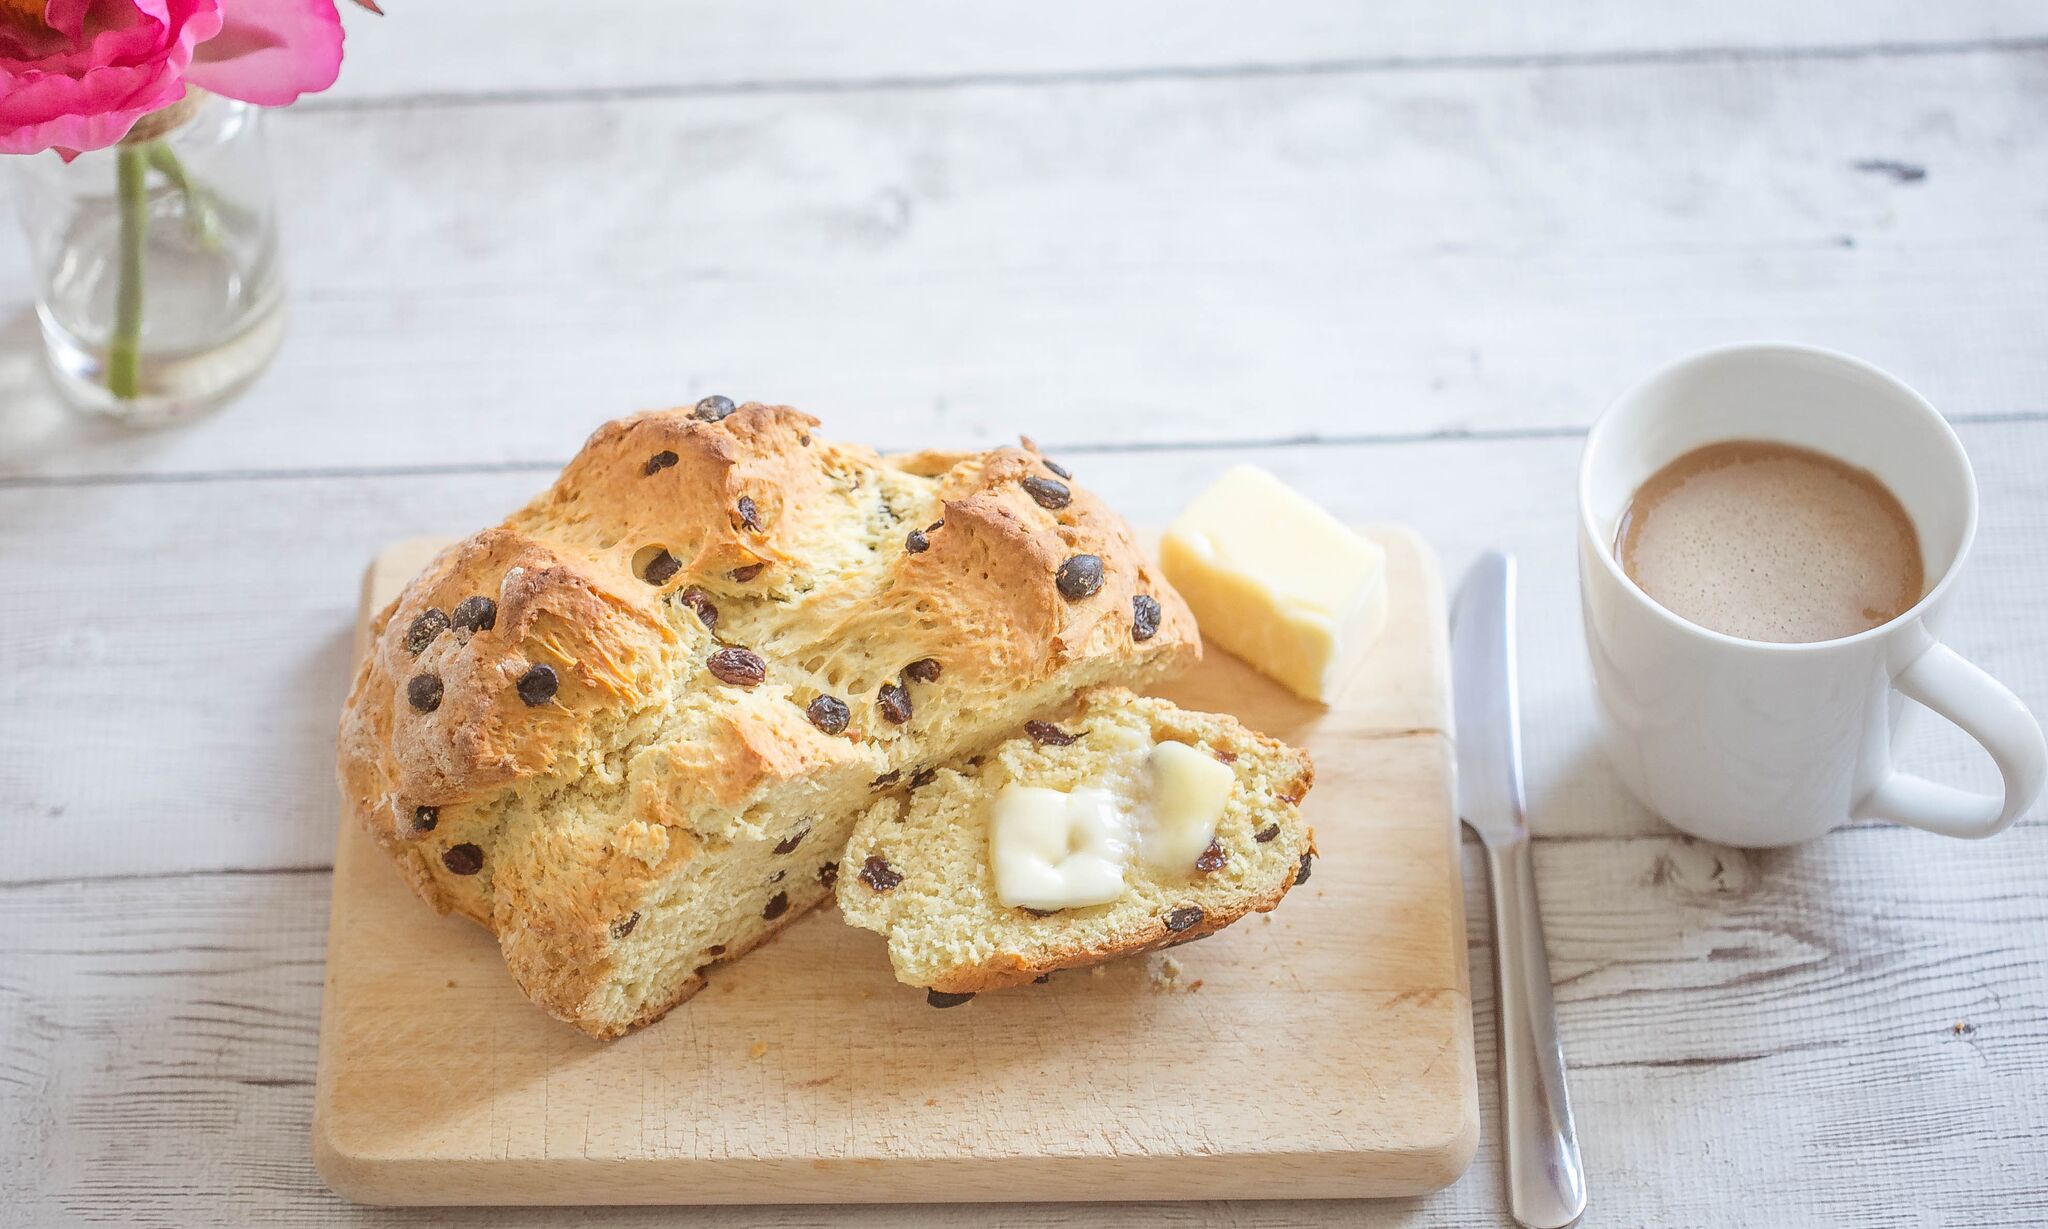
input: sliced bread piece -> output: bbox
[836,687,1315,996]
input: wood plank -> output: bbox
[8,826,2048,1223]
[312,530,1475,1205]
[5,420,2045,884]
[325,1,2048,103]
[5,49,2046,477]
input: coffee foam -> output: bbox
[1616,440,1924,644]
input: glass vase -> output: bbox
[10,92,286,426]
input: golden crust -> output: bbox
[336,403,1199,1035]
[922,854,1308,994]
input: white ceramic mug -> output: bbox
[1578,343,2047,847]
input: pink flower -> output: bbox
[0,0,349,157]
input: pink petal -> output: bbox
[42,0,95,41]
[0,24,58,61]
[6,0,150,69]
[0,66,188,156]
[184,0,342,106]
[30,3,201,78]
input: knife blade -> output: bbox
[1452,550,1531,848]
[1451,551,1587,1229]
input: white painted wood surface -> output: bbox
[3,4,2047,1225]
[323,1,2048,103]
[4,17,2048,477]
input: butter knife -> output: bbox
[1451,551,1587,1229]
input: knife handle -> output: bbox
[1485,837,1587,1228]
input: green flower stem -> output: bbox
[108,142,149,400]
[145,141,221,252]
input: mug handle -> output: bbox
[1857,643,2048,838]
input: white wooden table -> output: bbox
[4,5,2047,1225]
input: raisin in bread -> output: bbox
[836,687,1314,997]
[336,402,1199,1038]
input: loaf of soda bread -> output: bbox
[336,401,1198,1038]
[836,687,1315,998]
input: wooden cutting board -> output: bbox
[313,526,1477,1206]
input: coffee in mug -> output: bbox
[1614,440,1924,644]
[1578,343,2047,845]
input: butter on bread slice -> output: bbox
[836,687,1315,998]
[1161,465,1387,704]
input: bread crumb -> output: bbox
[1144,954,1209,994]
[749,1041,769,1059]
[1089,966,1107,980]
[924,1097,938,1107]
[1952,1021,1976,1036]
[859,988,873,1000]
[445,979,456,988]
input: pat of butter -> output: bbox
[989,742,1238,908]
[1160,465,1387,703]
[1141,741,1234,872]
[989,784,1134,910]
